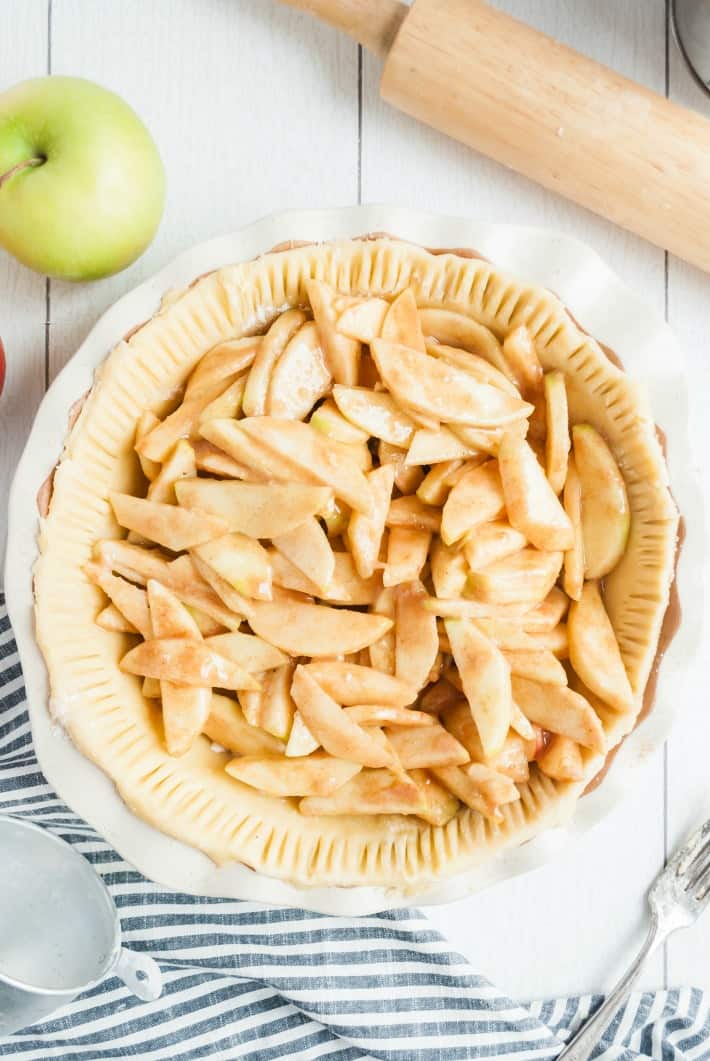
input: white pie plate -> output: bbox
[5,205,705,915]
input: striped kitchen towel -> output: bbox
[1,596,708,1061]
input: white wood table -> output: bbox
[2,0,708,1003]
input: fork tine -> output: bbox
[674,818,710,876]
[693,863,710,903]
[686,847,710,891]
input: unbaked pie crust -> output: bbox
[34,237,679,889]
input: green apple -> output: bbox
[572,424,631,578]
[0,76,165,280]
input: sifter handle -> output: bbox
[279,0,407,58]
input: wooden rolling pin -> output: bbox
[283,0,710,273]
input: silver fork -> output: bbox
[558,817,710,1060]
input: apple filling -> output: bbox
[87,281,636,824]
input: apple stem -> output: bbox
[0,157,45,190]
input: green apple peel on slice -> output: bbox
[572,424,630,579]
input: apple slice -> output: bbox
[510,702,535,741]
[562,456,584,601]
[285,710,321,757]
[463,521,527,572]
[192,440,259,481]
[248,599,393,657]
[418,308,510,375]
[238,417,374,515]
[441,702,530,782]
[136,378,232,463]
[193,533,272,601]
[85,563,152,640]
[395,581,439,691]
[387,495,442,533]
[200,418,310,484]
[110,493,227,552]
[147,580,210,757]
[525,624,569,658]
[95,540,243,631]
[242,309,308,417]
[204,632,287,673]
[381,287,426,350]
[543,371,570,495]
[96,603,137,635]
[568,580,634,712]
[267,549,319,596]
[147,578,200,639]
[303,661,417,707]
[371,340,532,427]
[368,586,397,675]
[346,463,395,579]
[426,343,520,397]
[185,336,260,399]
[268,549,380,606]
[321,496,351,539]
[147,440,196,505]
[440,461,505,545]
[266,320,332,420]
[310,398,369,445]
[383,527,430,588]
[511,676,605,752]
[176,478,331,539]
[197,374,247,426]
[422,595,533,620]
[121,637,260,691]
[142,677,161,698]
[536,735,585,782]
[430,540,468,598]
[306,279,361,385]
[332,385,416,447]
[299,768,426,817]
[254,664,296,740]
[430,764,518,820]
[501,326,543,397]
[572,424,631,578]
[448,423,510,456]
[273,516,335,594]
[407,769,461,826]
[501,649,567,686]
[497,433,574,551]
[135,412,161,481]
[204,692,284,756]
[470,619,538,651]
[444,618,512,758]
[416,460,464,506]
[406,428,478,466]
[386,720,469,768]
[322,553,382,605]
[226,753,361,797]
[522,587,570,632]
[344,705,434,727]
[468,548,563,605]
[290,666,396,768]
[336,296,389,342]
[378,441,425,494]
[190,554,254,620]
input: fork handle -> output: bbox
[557,920,664,1060]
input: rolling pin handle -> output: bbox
[280,0,408,59]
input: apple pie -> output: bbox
[34,237,679,889]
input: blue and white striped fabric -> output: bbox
[1,596,709,1060]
